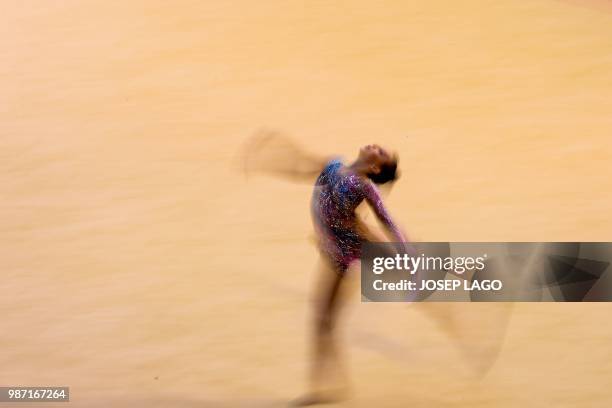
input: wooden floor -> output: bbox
[2,1,612,406]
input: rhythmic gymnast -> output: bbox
[243,131,409,405]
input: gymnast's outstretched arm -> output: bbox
[242,129,332,183]
[364,181,408,243]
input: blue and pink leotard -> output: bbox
[311,158,406,272]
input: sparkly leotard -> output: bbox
[311,158,405,272]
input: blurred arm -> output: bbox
[364,181,407,243]
[242,129,331,183]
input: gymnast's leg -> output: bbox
[293,258,352,406]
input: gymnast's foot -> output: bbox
[289,388,349,406]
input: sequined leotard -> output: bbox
[311,158,405,272]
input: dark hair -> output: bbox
[367,157,399,184]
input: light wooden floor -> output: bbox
[2,1,611,406]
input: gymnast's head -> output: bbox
[358,144,399,184]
